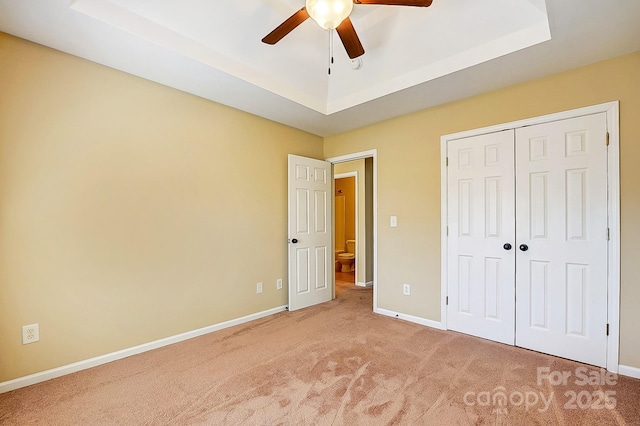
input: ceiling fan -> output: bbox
[262,0,433,60]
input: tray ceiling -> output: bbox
[1,0,639,136]
[71,0,550,115]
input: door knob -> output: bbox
[503,243,512,250]
[291,238,298,244]
[519,244,529,252]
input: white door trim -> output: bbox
[440,101,620,372]
[334,171,359,285]
[326,150,378,311]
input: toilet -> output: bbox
[337,240,356,272]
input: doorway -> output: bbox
[334,172,357,285]
[327,150,377,309]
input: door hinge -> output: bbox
[446,226,449,236]
[606,132,610,146]
[446,157,449,167]
[607,228,610,241]
[606,323,610,336]
[446,296,449,306]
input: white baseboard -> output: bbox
[375,307,445,330]
[619,364,640,379]
[356,281,373,287]
[0,305,288,394]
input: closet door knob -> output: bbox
[291,239,298,244]
[503,243,512,250]
[519,244,529,252]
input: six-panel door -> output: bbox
[515,113,608,367]
[288,155,333,311]
[447,130,516,345]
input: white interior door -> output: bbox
[515,113,609,367]
[447,130,516,345]
[288,154,333,311]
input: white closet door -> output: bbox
[447,130,516,345]
[515,113,608,367]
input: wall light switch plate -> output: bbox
[257,282,263,294]
[390,216,398,227]
[277,279,283,290]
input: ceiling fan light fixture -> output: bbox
[306,0,353,30]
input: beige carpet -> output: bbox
[1,276,639,425]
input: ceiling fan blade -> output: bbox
[336,17,365,59]
[353,0,433,6]
[262,8,310,45]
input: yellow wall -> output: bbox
[2,29,639,383]
[0,33,323,382]
[324,51,640,369]
[334,177,356,244]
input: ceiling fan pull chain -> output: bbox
[331,28,334,65]
[328,29,334,75]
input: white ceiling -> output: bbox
[1,0,639,137]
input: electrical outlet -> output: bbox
[277,278,283,290]
[257,282,263,294]
[403,284,411,296]
[22,324,40,344]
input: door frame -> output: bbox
[440,101,620,372]
[334,171,359,286]
[327,150,378,310]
